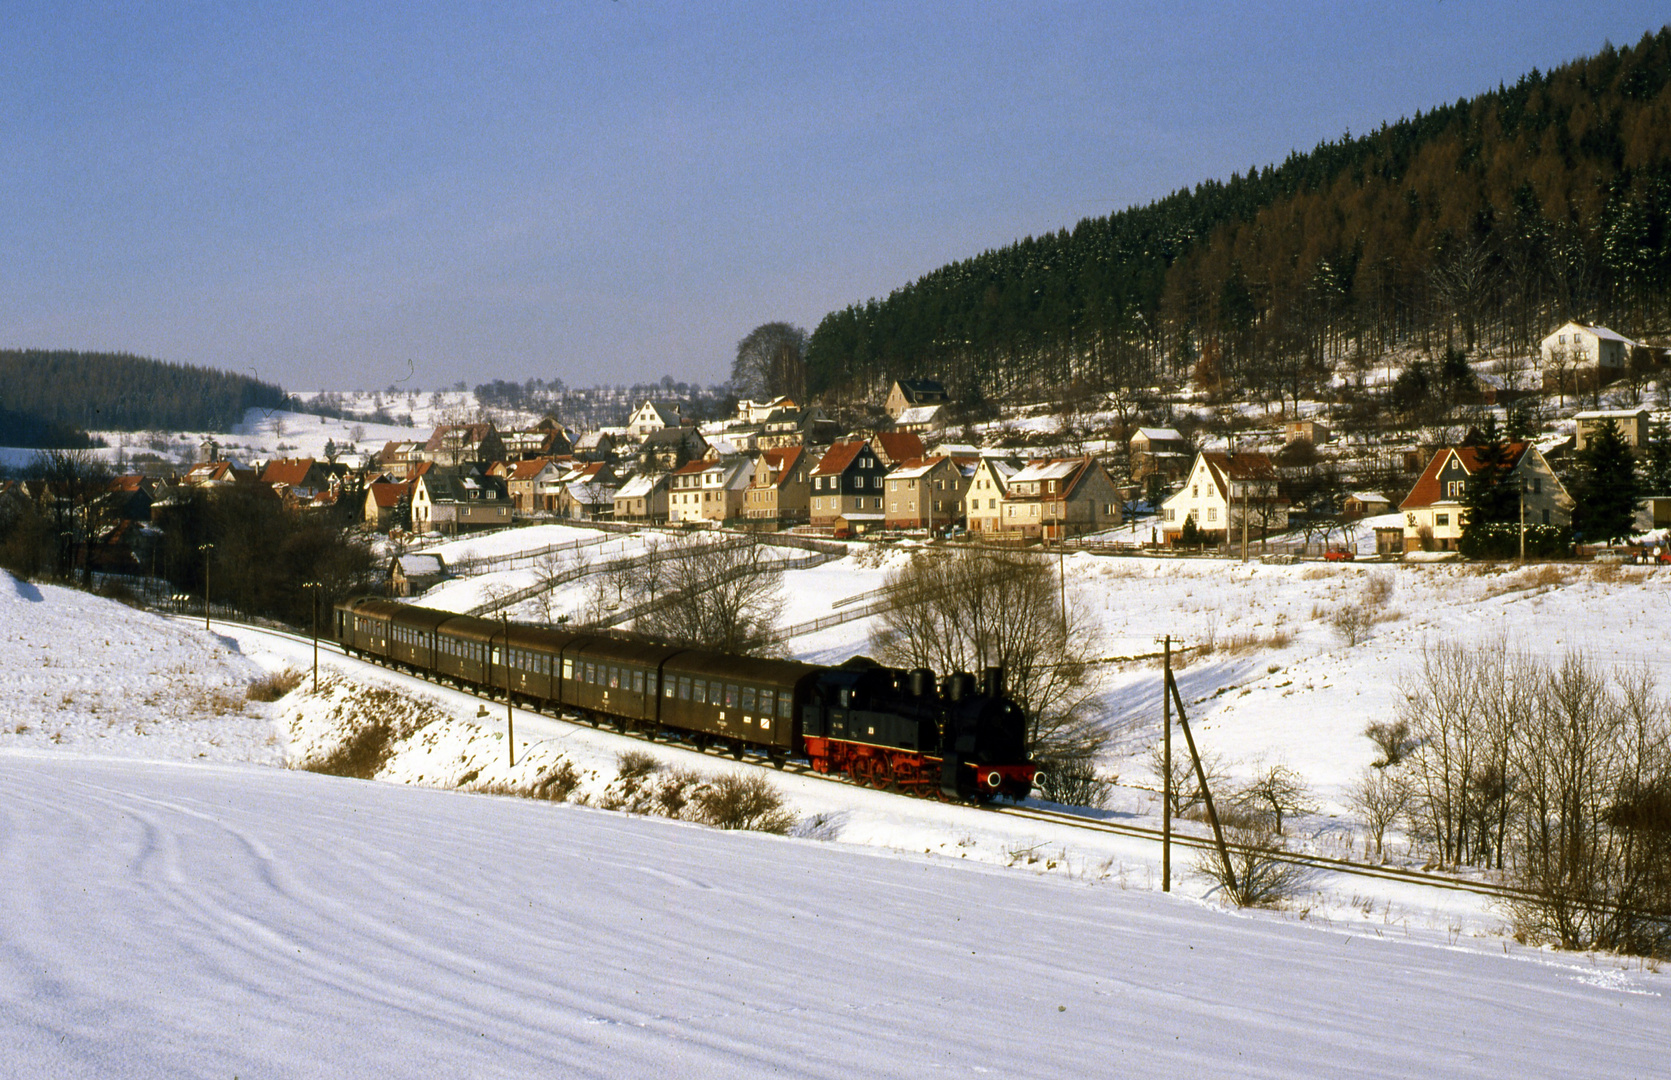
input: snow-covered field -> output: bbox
[2,564,1669,1076]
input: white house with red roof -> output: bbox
[1398,442,1571,552]
[1160,451,1287,545]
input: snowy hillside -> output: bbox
[3,752,1663,1079]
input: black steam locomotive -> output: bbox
[335,598,1038,801]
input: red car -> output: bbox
[1324,548,1356,562]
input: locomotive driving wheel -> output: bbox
[870,757,895,791]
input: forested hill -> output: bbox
[806,29,1671,406]
[0,350,287,434]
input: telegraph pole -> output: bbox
[197,543,215,630]
[1162,635,1172,892]
[503,611,515,769]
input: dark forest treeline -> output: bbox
[0,350,287,434]
[807,29,1671,406]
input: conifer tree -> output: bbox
[1642,418,1671,496]
[1459,418,1518,558]
[1571,419,1640,544]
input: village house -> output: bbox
[500,417,574,460]
[1399,442,1571,552]
[390,553,448,597]
[1573,408,1651,451]
[506,457,565,517]
[612,472,670,523]
[410,469,511,534]
[421,423,504,468]
[625,400,687,439]
[667,457,752,524]
[1129,427,1190,483]
[743,446,813,526]
[259,458,337,503]
[1343,491,1393,519]
[554,479,618,521]
[572,430,619,462]
[639,426,709,472]
[894,404,945,434]
[883,456,968,531]
[997,457,1123,540]
[1285,418,1332,445]
[1541,321,1638,387]
[884,378,950,420]
[736,396,798,424]
[869,430,927,467]
[377,440,424,479]
[963,457,1021,534]
[809,440,888,534]
[363,480,410,532]
[1160,451,1288,546]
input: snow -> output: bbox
[4,561,1671,1075]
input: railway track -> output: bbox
[209,614,1538,907]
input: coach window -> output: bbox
[693,680,707,704]
[632,670,645,694]
[609,667,620,689]
[741,686,756,711]
[562,658,574,680]
[758,690,774,716]
[677,677,691,700]
[779,695,793,720]
[585,662,595,684]
[725,684,740,708]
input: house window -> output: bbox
[1165,508,1175,521]
[1542,509,1550,525]
[1436,513,1450,527]
[1532,478,1542,494]
[1208,507,1217,522]
[1192,485,1199,498]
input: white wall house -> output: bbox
[1540,322,1636,380]
[1160,451,1287,544]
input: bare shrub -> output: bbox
[629,534,787,655]
[1364,718,1416,767]
[302,721,395,780]
[616,749,660,782]
[1194,822,1312,908]
[1232,763,1315,836]
[1362,572,1394,606]
[1147,741,1230,817]
[247,668,304,702]
[1330,603,1373,646]
[1347,766,1411,860]
[473,760,583,803]
[691,772,798,833]
[1035,758,1113,809]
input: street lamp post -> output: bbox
[197,543,215,630]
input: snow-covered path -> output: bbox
[1,752,1663,1079]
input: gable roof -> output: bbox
[424,423,496,453]
[893,377,947,399]
[260,458,320,488]
[1133,427,1184,443]
[367,481,408,509]
[813,440,870,477]
[615,473,666,499]
[886,455,954,481]
[508,457,555,482]
[1399,442,1532,510]
[872,431,925,463]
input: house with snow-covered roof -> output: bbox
[1541,321,1638,388]
[997,457,1122,540]
[613,472,670,523]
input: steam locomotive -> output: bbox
[334,598,1038,801]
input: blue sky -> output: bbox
[3,3,1667,392]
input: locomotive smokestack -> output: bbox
[910,668,935,698]
[983,666,1004,698]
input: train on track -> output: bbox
[334,598,1040,801]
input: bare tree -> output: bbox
[1194,821,1313,908]
[1347,767,1411,860]
[732,323,808,402]
[868,548,1107,766]
[1233,763,1315,836]
[631,534,786,655]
